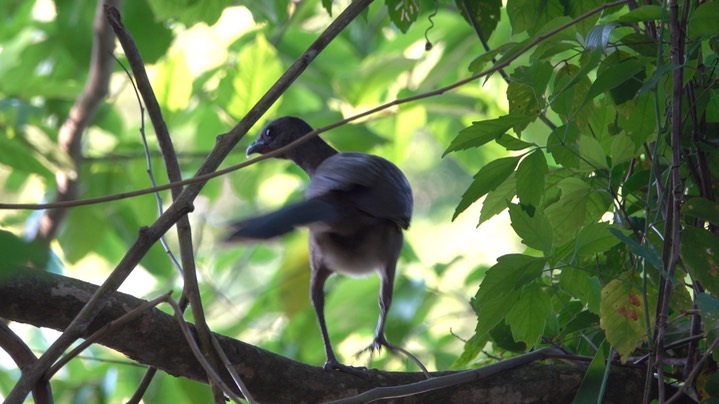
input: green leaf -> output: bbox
[600,278,648,363]
[321,0,333,15]
[516,149,547,207]
[472,288,521,337]
[479,172,516,225]
[586,23,619,52]
[544,178,591,245]
[578,135,608,170]
[551,63,593,127]
[547,123,580,168]
[489,321,527,352]
[609,134,639,165]
[385,0,420,33]
[443,115,532,156]
[688,1,719,39]
[453,156,522,220]
[475,254,546,303]
[616,5,664,23]
[582,58,644,107]
[506,284,552,346]
[123,0,173,63]
[696,293,719,337]
[456,0,502,41]
[696,293,719,362]
[217,35,282,119]
[575,223,622,257]
[508,203,553,255]
[681,227,719,296]
[506,0,563,35]
[153,48,192,112]
[147,0,225,25]
[506,81,539,131]
[0,134,54,179]
[496,133,535,151]
[682,198,719,226]
[0,230,49,271]
[560,268,602,314]
[635,64,681,97]
[573,342,608,404]
[609,227,664,272]
[468,48,502,73]
[616,93,657,145]
[452,330,491,369]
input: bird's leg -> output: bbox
[357,263,398,357]
[310,264,367,377]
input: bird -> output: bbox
[227,116,413,375]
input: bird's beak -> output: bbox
[246,138,269,157]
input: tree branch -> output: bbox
[0,267,676,403]
[34,0,122,241]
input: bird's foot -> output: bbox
[355,334,396,358]
[323,359,371,378]
[356,335,432,379]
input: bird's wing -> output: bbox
[306,152,413,228]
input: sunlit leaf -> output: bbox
[444,115,532,156]
[479,172,516,225]
[453,156,522,220]
[600,278,649,363]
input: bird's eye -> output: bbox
[264,128,273,138]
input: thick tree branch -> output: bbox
[0,267,683,403]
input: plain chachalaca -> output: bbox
[227,116,413,375]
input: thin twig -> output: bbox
[326,348,560,403]
[166,298,242,402]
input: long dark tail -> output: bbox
[226,199,339,240]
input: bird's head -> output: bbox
[246,116,314,158]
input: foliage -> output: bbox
[1,0,718,402]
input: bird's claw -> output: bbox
[323,359,370,378]
[355,335,396,359]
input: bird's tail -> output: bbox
[226,199,339,240]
